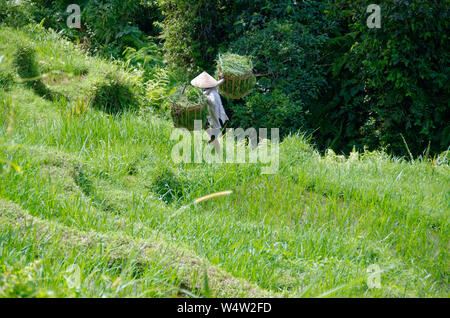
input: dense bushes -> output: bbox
[157,0,331,137]
[81,0,161,57]
[157,0,229,77]
[13,45,40,80]
[0,0,37,27]
[229,89,299,134]
[318,0,450,155]
[29,0,162,58]
[226,2,330,136]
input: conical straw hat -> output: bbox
[191,71,219,88]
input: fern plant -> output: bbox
[145,67,178,114]
[123,43,164,77]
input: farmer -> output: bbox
[191,71,229,150]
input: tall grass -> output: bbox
[0,25,448,298]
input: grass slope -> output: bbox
[0,25,449,297]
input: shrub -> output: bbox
[156,0,331,144]
[229,89,302,137]
[144,66,182,114]
[319,0,450,155]
[91,71,140,114]
[157,0,228,77]
[13,45,49,96]
[30,0,162,58]
[0,0,37,27]
[226,2,329,135]
[123,43,164,79]
[13,45,40,80]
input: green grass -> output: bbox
[217,53,253,77]
[0,25,449,298]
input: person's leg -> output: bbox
[205,118,215,141]
[205,114,222,151]
[207,127,221,152]
[206,127,215,142]
[211,137,220,153]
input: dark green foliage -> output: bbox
[224,1,330,136]
[82,0,159,57]
[229,89,300,136]
[228,1,330,101]
[156,0,448,155]
[157,0,229,77]
[318,0,450,155]
[0,0,36,27]
[30,0,162,58]
[13,45,49,97]
[123,43,164,78]
[91,72,140,114]
[13,45,40,80]
[157,0,330,138]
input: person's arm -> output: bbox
[217,78,225,86]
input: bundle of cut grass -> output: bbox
[216,53,256,99]
[170,85,207,130]
[217,53,253,77]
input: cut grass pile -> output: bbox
[0,25,448,298]
[216,52,256,99]
[169,85,206,108]
[169,85,207,130]
[217,53,253,77]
